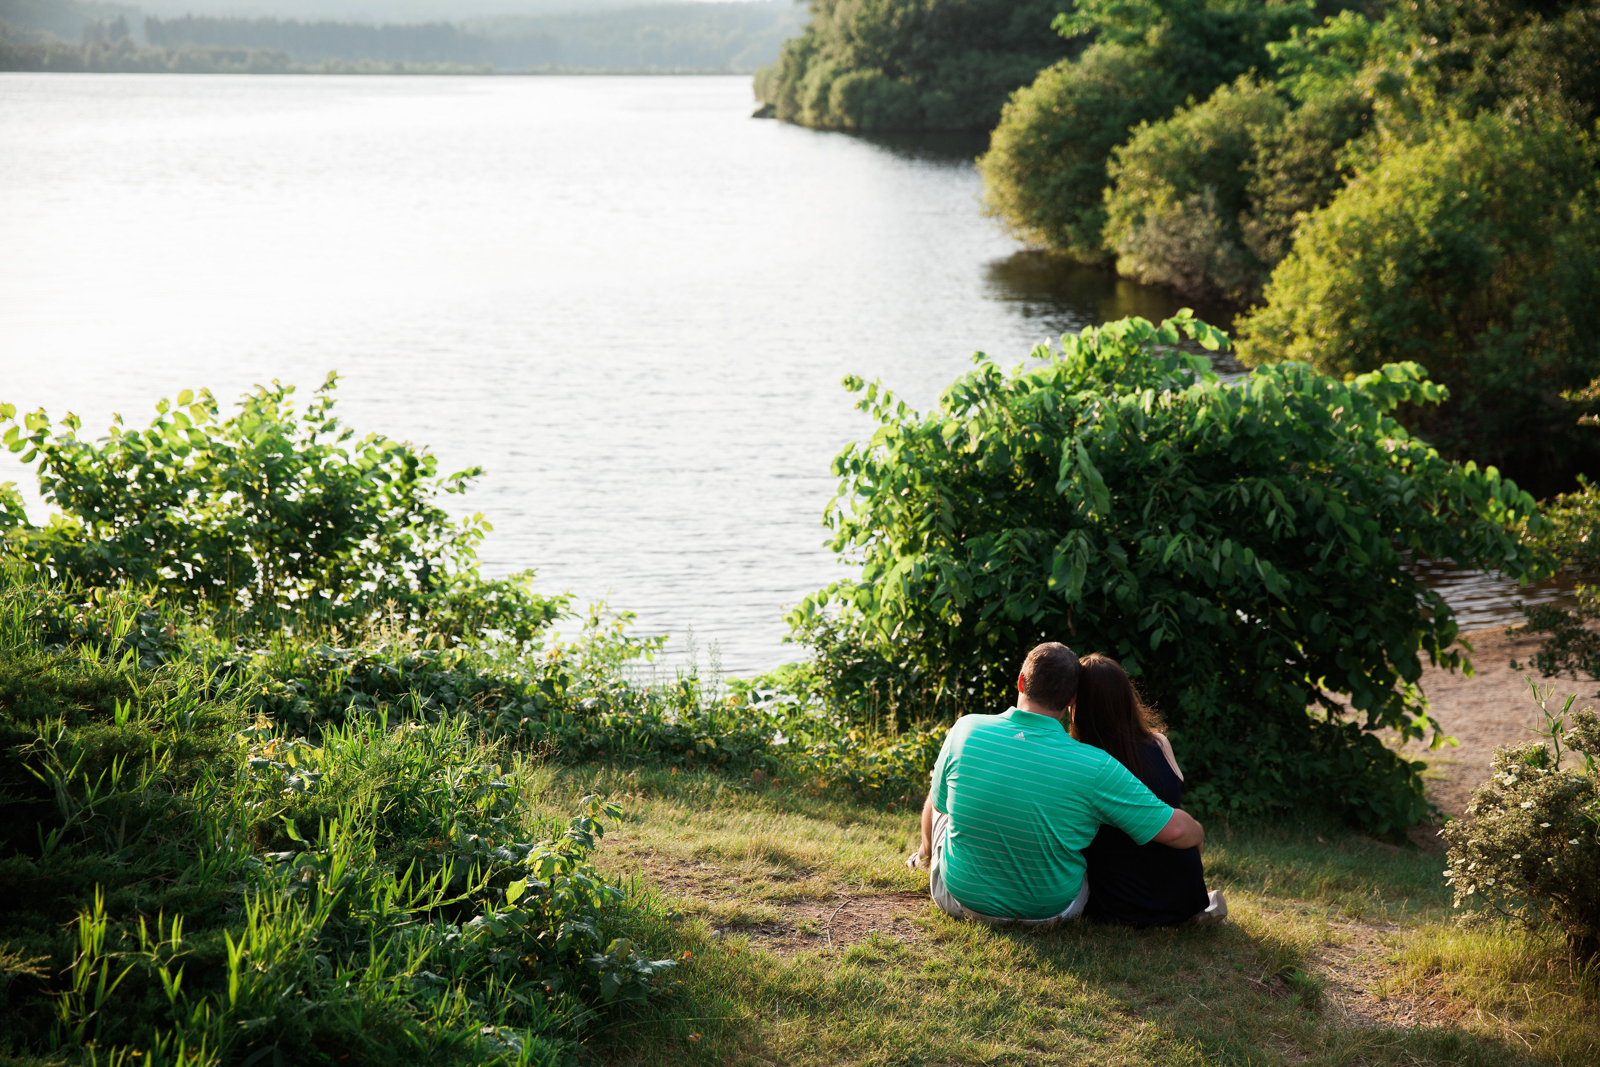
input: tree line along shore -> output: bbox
[0,0,803,74]
[758,0,1600,503]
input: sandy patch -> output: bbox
[1402,625,1595,816]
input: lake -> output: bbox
[0,74,1561,674]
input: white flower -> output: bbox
[1541,822,1552,828]
[1521,801,1535,809]
[1487,878,1496,886]
[1571,839,1582,846]
[1511,854,1521,860]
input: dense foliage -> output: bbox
[790,313,1541,833]
[0,377,566,641]
[984,0,1600,274]
[979,0,1326,261]
[1444,693,1600,961]
[0,574,677,1065]
[977,43,1187,256]
[973,0,1600,492]
[1102,77,1288,302]
[1236,114,1600,497]
[752,0,1073,131]
[0,371,993,1063]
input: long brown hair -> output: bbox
[1072,653,1167,788]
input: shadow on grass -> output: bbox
[587,901,1544,1067]
[547,765,1568,1064]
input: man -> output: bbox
[907,642,1205,925]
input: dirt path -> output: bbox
[1401,625,1596,817]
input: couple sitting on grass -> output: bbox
[907,642,1227,928]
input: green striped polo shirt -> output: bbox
[933,708,1174,920]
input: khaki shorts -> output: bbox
[928,810,1088,928]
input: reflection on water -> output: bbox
[5,74,1232,675]
[1411,558,1579,632]
[849,129,990,163]
[984,251,1246,374]
[0,74,1548,670]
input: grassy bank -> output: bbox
[558,764,1598,1065]
[1,574,1596,1065]
[2,363,1597,1065]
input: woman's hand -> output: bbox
[905,847,931,870]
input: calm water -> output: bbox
[0,74,1555,671]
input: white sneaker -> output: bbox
[1191,890,1228,926]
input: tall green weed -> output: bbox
[0,573,676,1066]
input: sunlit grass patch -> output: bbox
[598,897,1533,1067]
[551,764,923,903]
[1204,819,1453,921]
[578,773,1572,1066]
[1398,924,1600,1062]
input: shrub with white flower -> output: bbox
[1444,690,1600,960]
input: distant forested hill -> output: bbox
[0,0,137,42]
[465,4,803,71]
[2,0,803,72]
[143,15,496,63]
[133,0,648,18]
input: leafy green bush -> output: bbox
[0,375,570,640]
[0,571,675,1065]
[790,313,1541,833]
[1235,114,1600,496]
[1238,83,1371,272]
[1051,0,1324,99]
[1392,0,1600,126]
[1072,11,1385,301]
[1104,77,1288,301]
[1514,590,1600,687]
[752,0,1071,131]
[1444,691,1600,961]
[1508,473,1600,681]
[979,0,1323,259]
[978,44,1185,259]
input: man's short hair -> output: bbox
[1020,642,1080,712]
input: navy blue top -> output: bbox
[1082,737,1209,927]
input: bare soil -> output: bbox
[727,892,929,955]
[1312,918,1461,1029]
[606,846,929,954]
[1398,625,1595,817]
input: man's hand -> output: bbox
[1152,808,1204,850]
[905,793,937,871]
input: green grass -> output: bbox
[4,571,1596,1066]
[526,766,1598,1067]
[0,578,680,1066]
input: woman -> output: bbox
[1073,653,1227,926]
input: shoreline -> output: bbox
[1401,623,1595,818]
